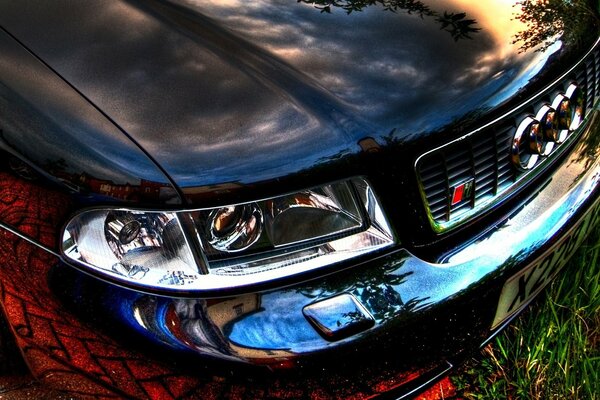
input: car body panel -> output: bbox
[0,0,595,204]
[0,1,598,399]
[57,107,600,364]
[0,28,183,215]
[0,103,598,400]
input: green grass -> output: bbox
[453,223,600,399]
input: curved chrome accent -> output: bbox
[551,94,570,143]
[512,82,586,167]
[565,83,585,131]
[534,104,557,153]
[512,116,541,171]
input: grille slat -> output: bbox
[421,172,445,188]
[448,164,472,182]
[430,203,448,216]
[475,168,495,182]
[475,186,494,200]
[474,158,496,173]
[424,185,448,199]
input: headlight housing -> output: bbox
[61,178,394,293]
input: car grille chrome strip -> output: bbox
[417,43,600,233]
[418,124,515,225]
[584,47,600,109]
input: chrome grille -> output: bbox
[417,44,600,233]
[419,124,515,223]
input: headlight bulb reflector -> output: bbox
[61,178,394,293]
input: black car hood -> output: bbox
[0,0,593,203]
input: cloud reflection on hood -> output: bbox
[0,0,562,193]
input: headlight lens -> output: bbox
[206,203,264,252]
[61,178,394,293]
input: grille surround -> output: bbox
[416,40,600,233]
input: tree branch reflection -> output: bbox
[512,0,600,53]
[298,261,429,321]
[298,0,481,41]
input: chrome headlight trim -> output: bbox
[60,177,394,294]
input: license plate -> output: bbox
[492,200,600,329]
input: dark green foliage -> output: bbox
[512,0,600,52]
[454,224,600,399]
[297,0,481,40]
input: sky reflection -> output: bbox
[0,0,567,192]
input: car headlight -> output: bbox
[61,178,394,293]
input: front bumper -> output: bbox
[124,109,600,363]
[0,109,599,398]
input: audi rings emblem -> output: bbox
[512,83,584,171]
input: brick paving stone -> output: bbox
[0,375,73,399]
